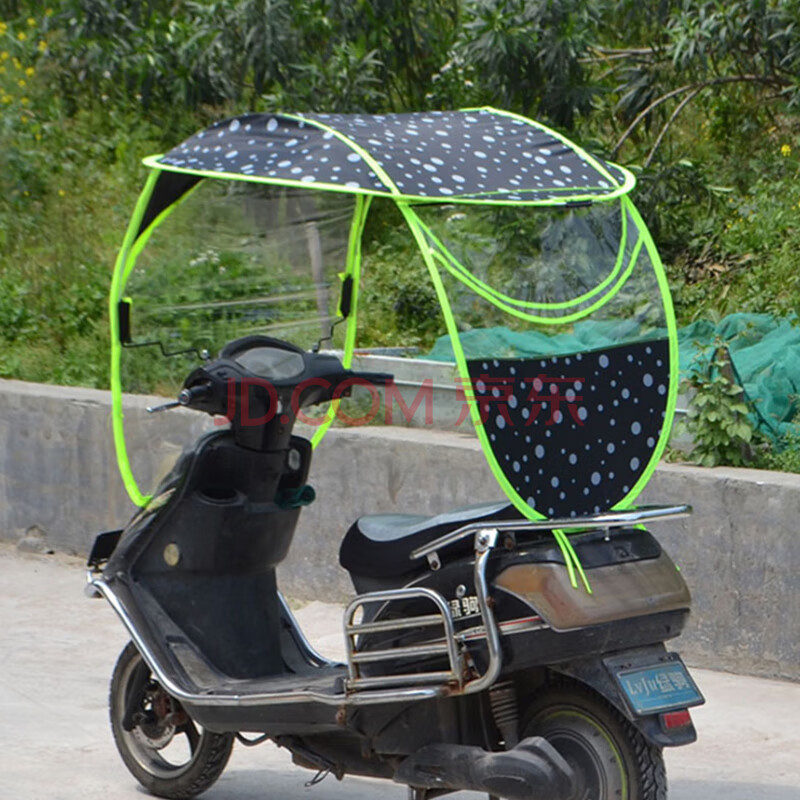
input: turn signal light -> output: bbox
[660,709,692,730]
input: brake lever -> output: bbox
[146,400,181,414]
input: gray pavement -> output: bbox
[0,544,798,800]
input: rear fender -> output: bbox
[546,646,698,747]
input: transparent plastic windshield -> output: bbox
[406,196,678,535]
[117,180,354,495]
[416,199,668,361]
[122,182,354,395]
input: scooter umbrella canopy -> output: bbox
[110,108,678,584]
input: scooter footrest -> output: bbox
[393,737,576,800]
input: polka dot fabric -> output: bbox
[157,109,628,203]
[467,339,670,518]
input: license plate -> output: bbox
[615,661,704,715]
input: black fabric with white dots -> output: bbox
[157,109,626,202]
[468,339,670,518]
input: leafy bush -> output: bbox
[678,341,755,467]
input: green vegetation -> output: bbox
[677,341,755,467]
[3,1,800,469]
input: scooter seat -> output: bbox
[339,500,522,579]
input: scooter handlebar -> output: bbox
[177,382,213,406]
[345,371,394,386]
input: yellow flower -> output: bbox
[46,9,54,17]
[2,95,11,104]
[27,18,36,27]
[17,78,25,88]
[0,65,5,75]
[25,66,34,77]
[58,189,66,197]
[781,144,792,157]
[12,57,21,69]
[17,31,26,41]
[21,96,29,106]
[20,114,28,123]
[1,52,8,61]
[35,133,41,142]
[38,40,47,53]
[0,22,7,35]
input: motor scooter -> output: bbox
[87,108,704,800]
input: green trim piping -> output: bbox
[398,201,589,591]
[429,223,644,327]
[477,106,635,194]
[311,195,371,448]
[611,199,680,510]
[141,155,634,207]
[278,113,401,196]
[416,206,629,313]
[110,169,161,507]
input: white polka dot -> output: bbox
[591,472,602,485]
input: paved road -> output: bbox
[0,544,798,800]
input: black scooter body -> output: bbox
[90,335,703,796]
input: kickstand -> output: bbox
[407,790,425,800]
[304,769,330,787]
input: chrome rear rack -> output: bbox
[344,529,502,694]
[411,503,691,566]
[344,587,464,691]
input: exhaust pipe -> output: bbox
[394,736,575,800]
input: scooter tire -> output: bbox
[521,680,667,800]
[109,641,234,799]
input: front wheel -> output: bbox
[522,681,667,800]
[109,642,234,799]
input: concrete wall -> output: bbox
[1,378,797,681]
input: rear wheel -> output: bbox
[522,681,667,800]
[109,642,234,799]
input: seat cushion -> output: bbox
[339,500,522,579]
